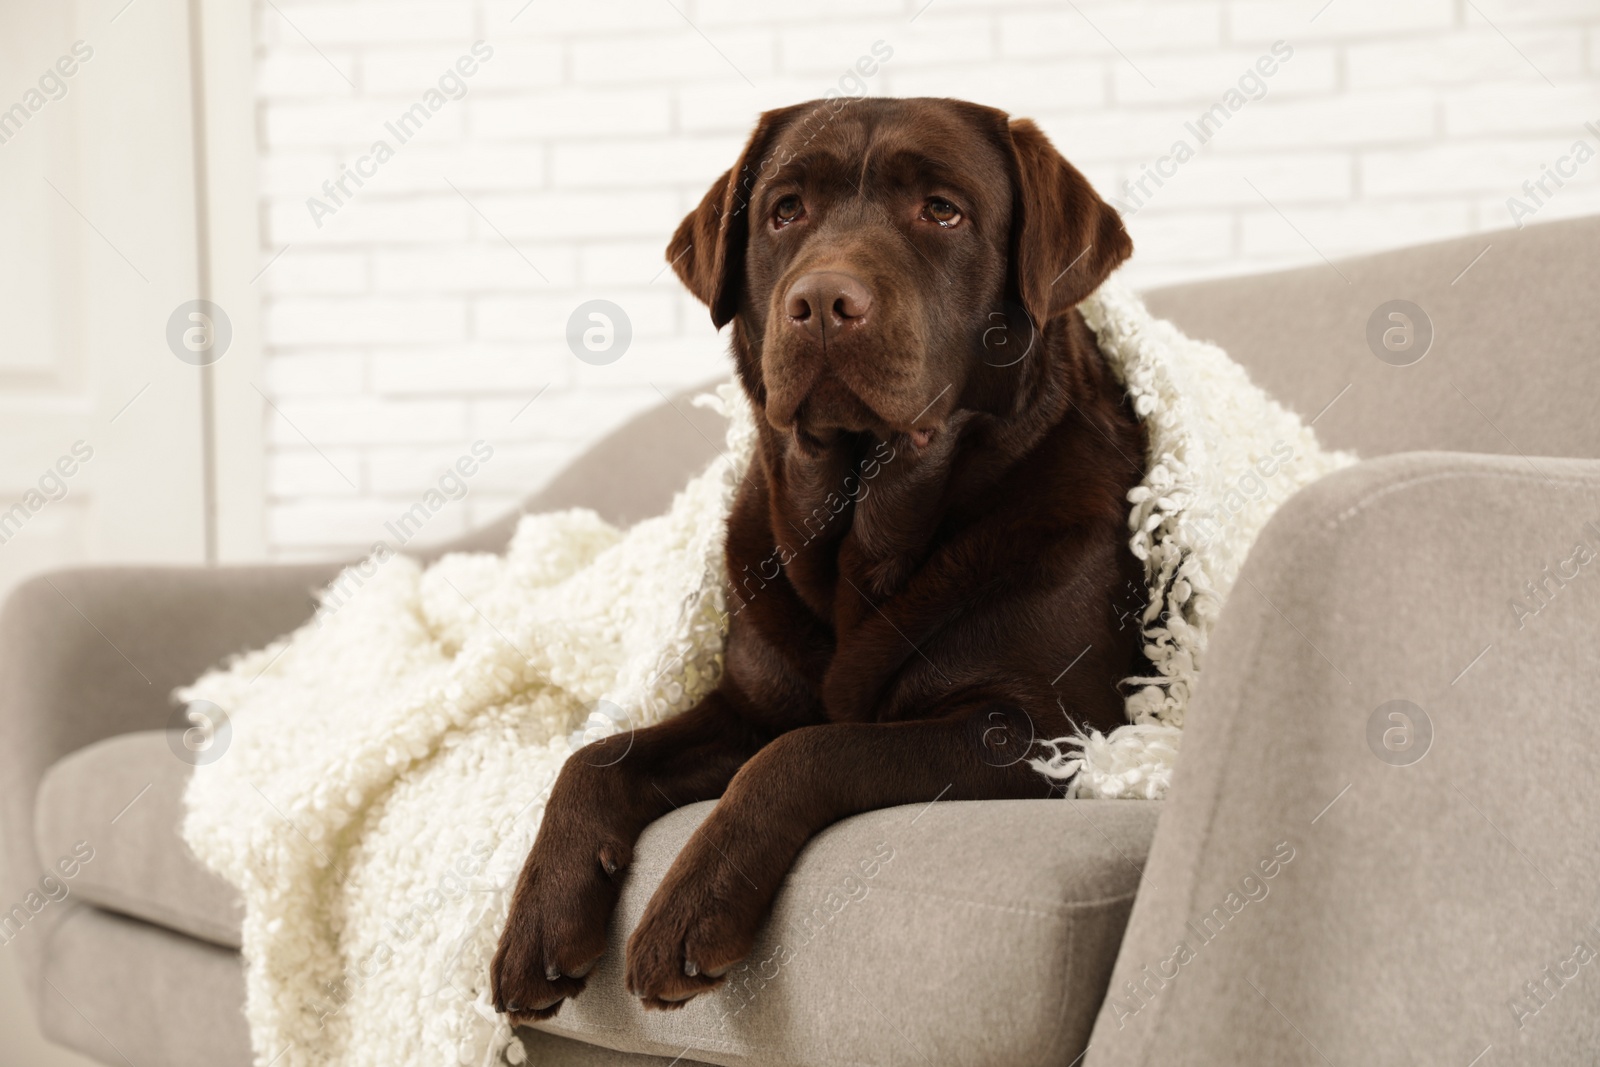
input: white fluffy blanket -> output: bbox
[180,280,1352,1067]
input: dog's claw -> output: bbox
[493,833,629,1023]
[684,959,699,977]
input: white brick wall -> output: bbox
[251,0,1600,559]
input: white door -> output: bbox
[0,0,263,603]
[1,2,261,1061]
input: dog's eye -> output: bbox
[923,197,962,228]
[773,195,805,227]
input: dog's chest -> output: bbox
[768,479,999,722]
[776,445,947,609]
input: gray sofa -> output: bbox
[4,216,1598,1067]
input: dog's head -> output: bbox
[667,96,1131,451]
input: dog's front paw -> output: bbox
[624,845,765,1010]
[491,835,629,1023]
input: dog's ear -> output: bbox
[1005,118,1132,326]
[667,105,802,329]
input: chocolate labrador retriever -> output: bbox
[492,96,1146,1019]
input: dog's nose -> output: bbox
[784,271,872,340]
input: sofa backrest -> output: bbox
[1142,214,1600,462]
[432,214,1599,556]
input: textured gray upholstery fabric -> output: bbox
[41,904,252,1067]
[1083,452,1600,1067]
[520,1029,704,1066]
[1141,214,1600,461]
[35,731,243,949]
[535,799,1159,1067]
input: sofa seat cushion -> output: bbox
[42,903,705,1067]
[34,730,243,948]
[532,797,1160,1067]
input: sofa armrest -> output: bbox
[535,798,1160,1067]
[1086,451,1600,1067]
[0,562,341,998]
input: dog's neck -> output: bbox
[736,308,1124,614]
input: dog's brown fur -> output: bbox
[492,97,1146,1018]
